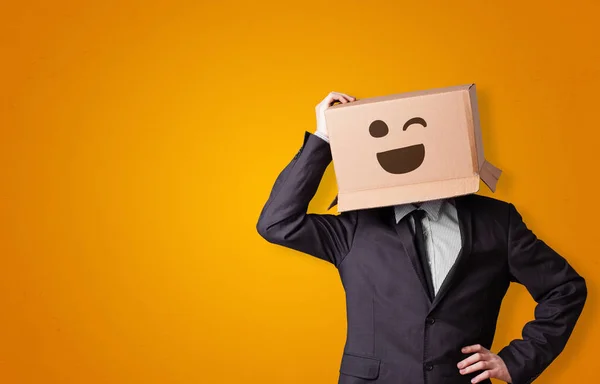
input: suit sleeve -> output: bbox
[256,131,358,267]
[497,203,587,384]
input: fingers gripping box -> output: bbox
[325,84,502,212]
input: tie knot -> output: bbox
[411,209,426,221]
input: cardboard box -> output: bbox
[325,84,501,212]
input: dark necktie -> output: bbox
[407,209,435,301]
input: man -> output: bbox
[256,92,587,384]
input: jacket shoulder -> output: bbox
[458,194,512,223]
[460,193,510,208]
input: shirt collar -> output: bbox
[394,198,447,223]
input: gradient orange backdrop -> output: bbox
[1,1,598,383]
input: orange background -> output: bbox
[1,1,597,383]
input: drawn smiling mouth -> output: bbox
[376,144,425,174]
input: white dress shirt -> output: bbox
[394,199,461,295]
[314,131,462,296]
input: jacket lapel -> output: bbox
[390,207,433,304]
[429,196,473,312]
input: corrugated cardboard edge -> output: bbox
[468,84,485,171]
[325,101,344,211]
[336,176,480,212]
[467,83,502,191]
[325,83,476,111]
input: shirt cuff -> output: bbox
[313,130,330,143]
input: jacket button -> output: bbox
[424,362,434,371]
[426,317,435,325]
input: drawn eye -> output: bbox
[369,120,389,138]
[403,117,427,131]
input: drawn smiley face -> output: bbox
[369,117,427,174]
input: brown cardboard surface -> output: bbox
[325,83,501,212]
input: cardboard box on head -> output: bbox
[325,84,502,212]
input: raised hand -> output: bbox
[315,91,356,141]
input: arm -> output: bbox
[256,92,358,267]
[497,203,587,384]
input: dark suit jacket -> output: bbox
[256,131,587,384]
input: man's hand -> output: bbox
[458,344,513,383]
[315,91,356,141]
